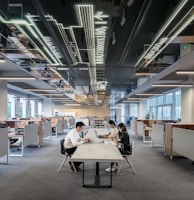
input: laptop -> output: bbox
[94,130,99,138]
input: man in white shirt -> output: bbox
[64,121,89,171]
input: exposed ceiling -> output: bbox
[0,0,194,106]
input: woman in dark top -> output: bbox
[117,123,131,154]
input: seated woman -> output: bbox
[98,120,118,140]
[116,123,131,155]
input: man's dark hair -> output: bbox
[76,121,85,128]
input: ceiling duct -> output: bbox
[77,5,97,96]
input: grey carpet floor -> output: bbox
[1,135,194,200]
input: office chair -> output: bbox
[10,137,22,152]
[117,140,136,174]
[58,138,77,173]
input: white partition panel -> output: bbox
[64,119,68,129]
[151,124,164,147]
[0,128,8,163]
[24,124,38,147]
[56,119,62,134]
[43,121,52,138]
[137,121,144,137]
[75,118,89,126]
[173,127,194,161]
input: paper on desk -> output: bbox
[104,140,116,145]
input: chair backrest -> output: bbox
[60,138,66,154]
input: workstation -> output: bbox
[1,0,194,199]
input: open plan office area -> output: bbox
[1,0,194,199]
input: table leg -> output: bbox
[82,162,112,188]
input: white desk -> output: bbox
[71,143,124,188]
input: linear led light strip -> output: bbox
[77,5,97,88]
[14,23,55,64]
[152,84,193,87]
[14,16,70,85]
[26,14,62,65]
[176,71,194,74]
[136,93,162,96]
[24,89,56,92]
[0,16,59,65]
[0,77,36,80]
[77,5,96,66]
[45,15,82,65]
[144,10,194,68]
[123,101,140,102]
[0,16,71,86]
[134,0,188,67]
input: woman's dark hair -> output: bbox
[118,123,127,138]
[108,120,116,126]
[118,123,127,132]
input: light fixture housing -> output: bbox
[136,93,163,96]
[152,84,193,87]
[0,58,6,63]
[176,71,194,74]
[0,77,36,80]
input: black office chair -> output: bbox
[58,138,77,173]
[117,141,136,174]
[10,138,22,152]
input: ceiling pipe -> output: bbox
[30,0,90,99]
[77,5,98,103]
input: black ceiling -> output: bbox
[1,0,194,104]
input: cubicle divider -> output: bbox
[43,121,52,140]
[0,128,8,164]
[151,124,165,147]
[172,127,194,161]
[136,121,144,137]
[24,124,39,148]
[52,119,63,137]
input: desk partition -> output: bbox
[43,121,52,139]
[151,124,164,147]
[173,127,194,161]
[0,128,8,164]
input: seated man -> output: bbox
[64,121,90,171]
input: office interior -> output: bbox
[1,0,194,199]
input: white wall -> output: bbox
[0,81,7,120]
[139,99,147,119]
[181,87,194,123]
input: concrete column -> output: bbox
[26,100,31,118]
[0,81,8,120]
[181,87,194,123]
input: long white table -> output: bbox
[71,129,124,188]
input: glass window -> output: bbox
[163,105,172,120]
[20,103,23,118]
[157,106,163,119]
[130,103,138,118]
[165,93,173,104]
[7,101,11,118]
[157,96,163,105]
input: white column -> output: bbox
[16,97,20,118]
[181,87,194,123]
[0,81,8,120]
[43,98,54,117]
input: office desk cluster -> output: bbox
[71,128,124,188]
